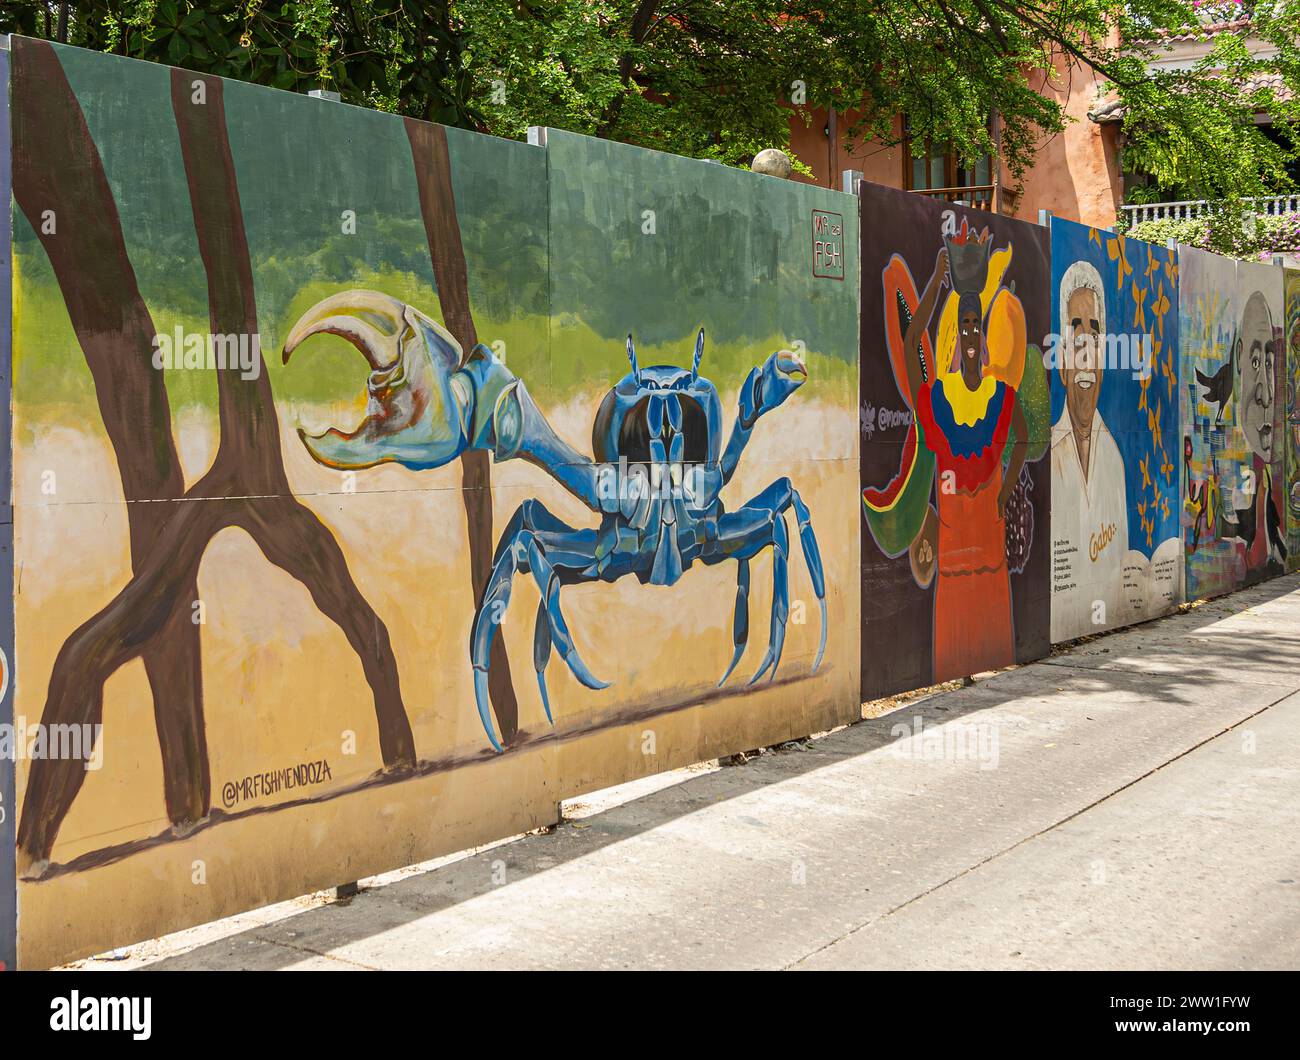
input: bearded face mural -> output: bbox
[1049,220,1182,642]
[1239,290,1277,464]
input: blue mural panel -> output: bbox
[1049,217,1182,642]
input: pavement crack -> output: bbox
[247,932,380,971]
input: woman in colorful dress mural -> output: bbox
[863,217,1035,681]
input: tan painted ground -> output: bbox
[12,389,860,968]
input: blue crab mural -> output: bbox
[284,291,827,751]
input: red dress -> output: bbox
[915,375,1018,681]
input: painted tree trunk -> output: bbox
[14,52,418,869]
[405,117,520,746]
[10,39,208,840]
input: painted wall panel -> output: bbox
[0,43,17,973]
[859,182,1051,699]
[1048,219,1182,642]
[541,130,861,796]
[1284,267,1300,569]
[7,36,558,968]
[6,39,858,967]
[1179,247,1287,600]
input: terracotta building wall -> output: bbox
[788,108,907,193]
[1007,54,1123,230]
[786,53,1123,231]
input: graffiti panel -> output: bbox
[1179,247,1287,599]
[1284,267,1300,568]
[859,182,1051,699]
[1048,219,1182,643]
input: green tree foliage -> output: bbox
[0,1,481,124]
[3,1,1299,203]
[1112,2,1300,206]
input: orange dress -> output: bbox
[916,375,1017,681]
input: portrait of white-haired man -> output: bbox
[1229,289,1287,574]
[1050,260,1129,639]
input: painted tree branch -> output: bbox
[11,38,208,833]
[405,116,520,746]
[16,55,416,869]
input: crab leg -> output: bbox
[790,488,828,672]
[526,535,608,721]
[748,512,790,685]
[705,476,828,686]
[716,558,751,687]
[471,539,523,752]
[533,599,554,723]
[471,502,603,751]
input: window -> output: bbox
[903,119,995,209]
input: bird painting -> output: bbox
[1196,346,1234,425]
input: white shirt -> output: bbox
[1050,408,1183,639]
[1050,408,1130,641]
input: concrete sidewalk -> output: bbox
[73,575,1300,970]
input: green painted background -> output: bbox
[545,129,858,403]
[13,44,548,412]
[15,50,857,420]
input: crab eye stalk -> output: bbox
[626,333,639,381]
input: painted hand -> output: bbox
[997,479,1013,520]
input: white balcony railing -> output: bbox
[1122,194,1300,225]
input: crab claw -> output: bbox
[758,348,808,413]
[283,289,471,470]
[738,348,808,430]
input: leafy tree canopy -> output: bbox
[3,1,1300,204]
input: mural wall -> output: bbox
[859,183,1051,699]
[0,44,15,974]
[3,38,859,967]
[1179,247,1287,600]
[7,36,1300,972]
[542,131,861,795]
[1285,268,1300,569]
[1048,219,1182,642]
